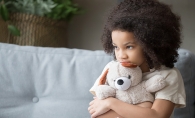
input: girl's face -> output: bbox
[111,30,149,73]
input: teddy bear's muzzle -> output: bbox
[115,77,131,91]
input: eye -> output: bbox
[126,46,133,49]
[113,46,118,50]
[113,46,120,51]
[115,76,131,91]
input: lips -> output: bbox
[120,62,137,68]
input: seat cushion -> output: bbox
[0,43,112,118]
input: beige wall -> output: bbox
[68,0,195,54]
[68,0,116,50]
[159,0,195,54]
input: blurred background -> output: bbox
[68,0,195,54]
[0,0,194,53]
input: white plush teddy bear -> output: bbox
[94,61,167,104]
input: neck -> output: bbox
[139,61,150,73]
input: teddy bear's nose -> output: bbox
[117,79,124,85]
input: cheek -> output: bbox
[129,52,145,64]
[115,51,119,59]
[136,53,145,64]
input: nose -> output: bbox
[117,79,124,85]
[118,50,127,59]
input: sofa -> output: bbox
[0,42,194,118]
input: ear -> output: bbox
[98,68,109,85]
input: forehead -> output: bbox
[111,30,136,44]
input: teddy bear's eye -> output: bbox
[128,75,131,79]
[115,76,131,91]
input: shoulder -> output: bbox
[143,66,182,82]
[143,66,186,108]
[143,66,182,81]
[154,66,186,108]
[158,66,185,89]
[157,66,183,85]
[159,66,181,79]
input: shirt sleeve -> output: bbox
[155,68,186,108]
[89,61,113,96]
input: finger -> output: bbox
[89,101,94,105]
[88,106,93,111]
[89,108,95,114]
[91,112,98,118]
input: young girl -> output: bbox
[88,0,186,118]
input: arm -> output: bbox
[89,97,174,118]
[96,110,123,118]
[96,102,153,118]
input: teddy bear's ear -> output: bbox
[98,69,109,85]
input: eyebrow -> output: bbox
[112,41,136,45]
[124,42,136,45]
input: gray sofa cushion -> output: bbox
[0,43,194,118]
[0,43,112,118]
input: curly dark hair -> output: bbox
[101,0,182,69]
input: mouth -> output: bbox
[120,62,137,68]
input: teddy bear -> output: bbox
[94,61,167,104]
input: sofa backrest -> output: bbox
[174,49,195,118]
[0,43,194,118]
[0,43,113,118]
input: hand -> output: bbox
[88,97,111,118]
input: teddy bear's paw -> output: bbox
[96,85,116,99]
[144,75,167,92]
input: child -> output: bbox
[88,0,186,118]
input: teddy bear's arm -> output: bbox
[144,75,167,93]
[95,85,116,99]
